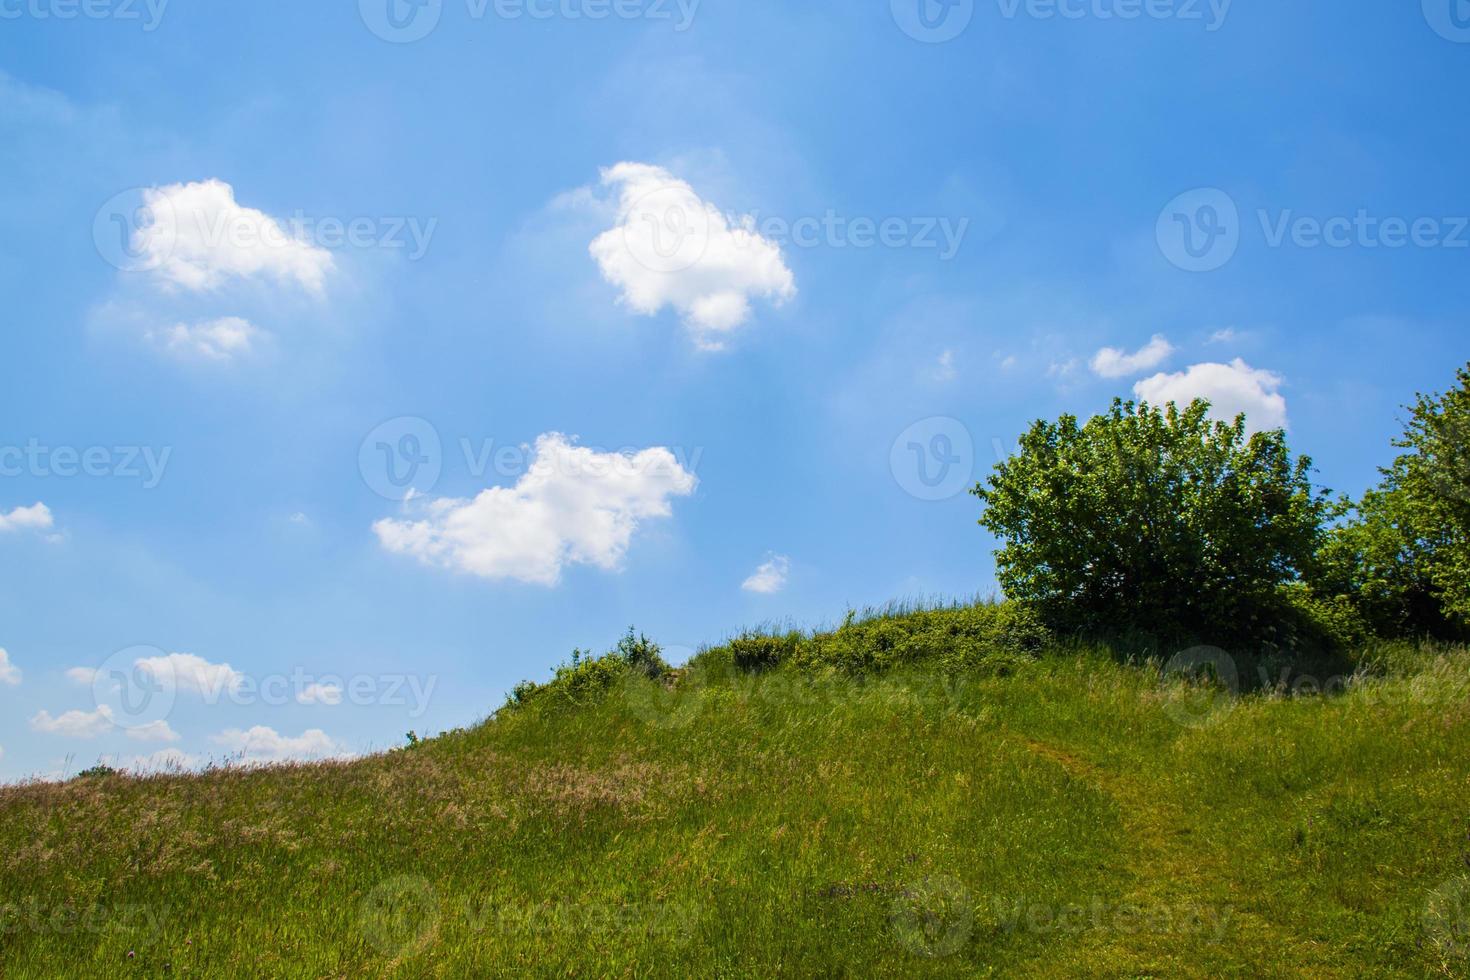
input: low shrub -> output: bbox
[728,632,800,673]
[617,627,671,681]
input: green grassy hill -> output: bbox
[3,603,1469,977]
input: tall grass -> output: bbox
[2,603,1468,977]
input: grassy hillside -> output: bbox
[3,603,1470,977]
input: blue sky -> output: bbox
[0,0,1466,780]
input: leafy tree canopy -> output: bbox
[1316,364,1470,638]
[973,398,1330,644]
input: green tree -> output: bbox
[973,398,1329,643]
[1316,364,1470,638]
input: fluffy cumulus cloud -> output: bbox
[134,652,244,699]
[0,502,53,534]
[1134,359,1289,434]
[30,705,180,742]
[375,433,697,586]
[0,648,19,686]
[30,706,116,739]
[589,162,796,350]
[136,179,333,295]
[124,719,182,743]
[1091,334,1175,379]
[741,554,790,595]
[147,316,265,362]
[210,726,346,763]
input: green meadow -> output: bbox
[3,603,1469,978]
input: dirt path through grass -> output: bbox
[1017,735,1341,977]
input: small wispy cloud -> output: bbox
[932,349,957,383]
[0,503,53,534]
[1090,334,1175,379]
[0,648,20,686]
[148,316,265,362]
[742,554,790,595]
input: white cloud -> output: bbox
[210,726,346,763]
[1133,359,1289,434]
[136,179,333,295]
[0,503,53,534]
[741,555,790,595]
[297,683,343,706]
[124,719,181,743]
[31,705,115,739]
[135,652,243,700]
[0,648,19,686]
[933,349,957,383]
[1207,328,1239,345]
[65,666,97,685]
[375,433,697,586]
[589,162,796,350]
[147,316,265,362]
[1047,357,1080,380]
[1090,334,1175,379]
